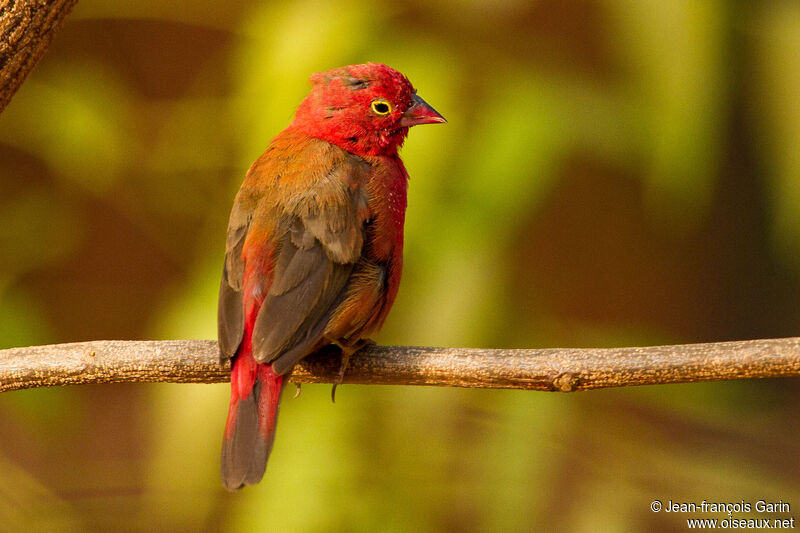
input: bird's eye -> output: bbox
[370,100,392,116]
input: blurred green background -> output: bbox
[2,0,800,531]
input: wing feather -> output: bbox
[218,199,252,361]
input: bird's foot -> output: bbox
[331,338,375,403]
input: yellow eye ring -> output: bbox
[370,99,392,116]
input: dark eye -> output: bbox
[370,100,392,116]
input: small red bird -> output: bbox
[218,63,445,490]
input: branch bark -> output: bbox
[0,0,78,113]
[2,337,800,393]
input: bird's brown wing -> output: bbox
[218,140,371,374]
[254,155,371,374]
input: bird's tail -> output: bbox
[221,350,285,491]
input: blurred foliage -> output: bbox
[2,0,800,531]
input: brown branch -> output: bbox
[2,337,800,393]
[0,0,78,113]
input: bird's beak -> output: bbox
[400,94,447,127]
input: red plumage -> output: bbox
[217,63,445,490]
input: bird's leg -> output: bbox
[293,382,302,399]
[331,338,376,403]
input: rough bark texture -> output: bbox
[2,338,800,393]
[0,0,78,113]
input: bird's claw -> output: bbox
[330,338,374,403]
[331,354,349,403]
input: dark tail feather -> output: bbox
[221,362,285,491]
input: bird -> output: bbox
[217,62,446,490]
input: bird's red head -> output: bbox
[289,63,446,157]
